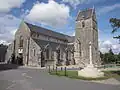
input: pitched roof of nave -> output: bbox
[76,8,94,21]
[25,22,74,43]
[33,38,74,51]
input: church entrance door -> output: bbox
[17,53,23,65]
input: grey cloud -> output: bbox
[0,14,20,44]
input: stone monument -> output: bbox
[78,42,104,78]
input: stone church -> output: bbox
[6,8,101,67]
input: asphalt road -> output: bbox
[0,64,120,90]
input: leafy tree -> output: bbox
[108,49,115,63]
[109,18,120,40]
[109,48,114,55]
[114,54,119,64]
[100,49,116,64]
[0,44,8,62]
[118,53,120,60]
[103,53,109,64]
[117,53,120,64]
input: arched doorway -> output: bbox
[18,53,23,65]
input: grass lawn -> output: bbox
[49,70,120,80]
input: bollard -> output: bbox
[56,66,57,75]
[61,67,63,71]
[65,67,67,76]
[53,65,54,71]
[48,65,50,73]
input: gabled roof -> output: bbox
[76,9,93,21]
[33,38,74,51]
[25,22,74,42]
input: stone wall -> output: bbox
[28,37,41,66]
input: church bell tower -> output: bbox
[74,8,99,67]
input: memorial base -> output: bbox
[78,64,104,78]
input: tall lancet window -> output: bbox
[33,49,35,56]
[46,48,49,59]
[79,42,81,56]
[19,36,23,47]
[77,39,81,56]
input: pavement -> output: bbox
[91,78,120,85]
[0,62,7,64]
[0,64,120,90]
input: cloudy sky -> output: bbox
[0,0,120,53]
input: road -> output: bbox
[0,64,120,90]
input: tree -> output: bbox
[109,18,120,40]
[114,54,119,64]
[103,53,109,64]
[0,44,8,62]
[100,49,115,64]
[117,53,120,64]
[109,48,114,55]
[100,52,104,64]
[108,49,115,63]
[118,53,120,60]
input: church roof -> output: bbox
[25,22,74,42]
[33,39,67,51]
[76,8,93,21]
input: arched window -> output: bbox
[79,42,81,56]
[46,47,52,60]
[33,49,35,56]
[77,39,81,56]
[19,36,23,47]
[46,48,49,59]
[37,34,39,38]
[51,51,54,59]
[82,21,85,28]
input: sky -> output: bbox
[0,0,120,54]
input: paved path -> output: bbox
[0,65,120,90]
[0,62,6,64]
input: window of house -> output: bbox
[33,49,35,56]
[77,40,81,56]
[51,51,54,59]
[37,34,39,38]
[60,49,63,60]
[46,48,49,59]
[19,36,23,47]
[79,42,81,56]
[82,21,85,28]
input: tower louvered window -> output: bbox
[82,21,85,28]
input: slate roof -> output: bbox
[33,39,67,51]
[25,22,74,43]
[76,9,93,21]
